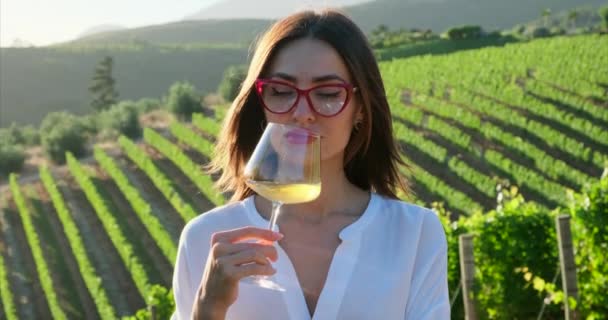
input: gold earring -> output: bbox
[353,119,363,131]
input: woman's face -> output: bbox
[262,37,360,163]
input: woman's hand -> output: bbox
[193,226,283,320]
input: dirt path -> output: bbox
[28,182,99,319]
[189,123,217,142]
[0,194,50,319]
[55,170,145,317]
[394,116,496,209]
[142,144,217,215]
[114,154,185,244]
[91,165,173,286]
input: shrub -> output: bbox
[0,127,19,145]
[18,125,41,145]
[550,27,566,36]
[123,285,175,320]
[446,25,483,40]
[218,64,247,102]
[471,197,560,319]
[97,101,141,139]
[525,26,551,38]
[443,186,561,319]
[166,81,201,120]
[40,112,87,164]
[135,98,161,113]
[79,114,99,136]
[565,175,608,317]
[0,143,25,175]
[0,123,40,146]
[512,24,526,35]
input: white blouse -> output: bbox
[171,193,450,319]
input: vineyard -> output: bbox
[0,34,606,319]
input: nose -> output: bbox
[291,95,316,125]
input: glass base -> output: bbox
[240,275,285,291]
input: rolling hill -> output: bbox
[1,0,605,128]
[70,0,605,45]
[185,0,371,20]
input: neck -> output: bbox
[255,153,369,224]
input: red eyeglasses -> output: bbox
[254,79,357,117]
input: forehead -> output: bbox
[266,38,352,83]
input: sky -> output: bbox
[0,0,221,47]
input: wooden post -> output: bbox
[556,215,579,320]
[148,304,157,320]
[459,234,477,320]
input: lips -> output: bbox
[285,129,315,144]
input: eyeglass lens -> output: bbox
[260,82,348,116]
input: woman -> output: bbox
[172,9,449,320]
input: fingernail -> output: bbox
[275,232,284,240]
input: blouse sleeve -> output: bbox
[404,211,450,319]
[172,225,197,320]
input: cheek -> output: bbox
[320,117,355,161]
[263,110,289,125]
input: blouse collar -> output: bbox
[243,192,379,242]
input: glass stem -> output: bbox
[268,201,282,231]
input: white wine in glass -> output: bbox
[242,122,321,291]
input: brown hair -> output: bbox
[208,8,411,202]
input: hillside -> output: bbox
[78,25,127,38]
[69,0,604,45]
[185,0,370,20]
[0,45,248,127]
[0,34,606,318]
[346,0,608,32]
[2,0,605,128]
[72,19,272,45]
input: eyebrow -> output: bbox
[269,72,347,83]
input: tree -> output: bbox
[166,81,200,120]
[217,65,247,102]
[373,24,389,35]
[89,56,119,112]
[568,9,578,31]
[600,6,608,30]
[541,8,552,28]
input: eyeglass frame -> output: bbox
[254,78,358,117]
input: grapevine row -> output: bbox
[0,245,17,320]
[118,135,198,222]
[409,93,591,188]
[94,147,177,264]
[39,165,117,319]
[9,174,67,320]
[170,122,214,159]
[66,152,150,299]
[192,113,221,137]
[143,128,225,206]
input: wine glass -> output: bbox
[241,122,321,291]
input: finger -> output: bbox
[227,248,274,266]
[211,226,283,244]
[213,242,279,262]
[234,263,276,279]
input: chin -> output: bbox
[320,149,345,163]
